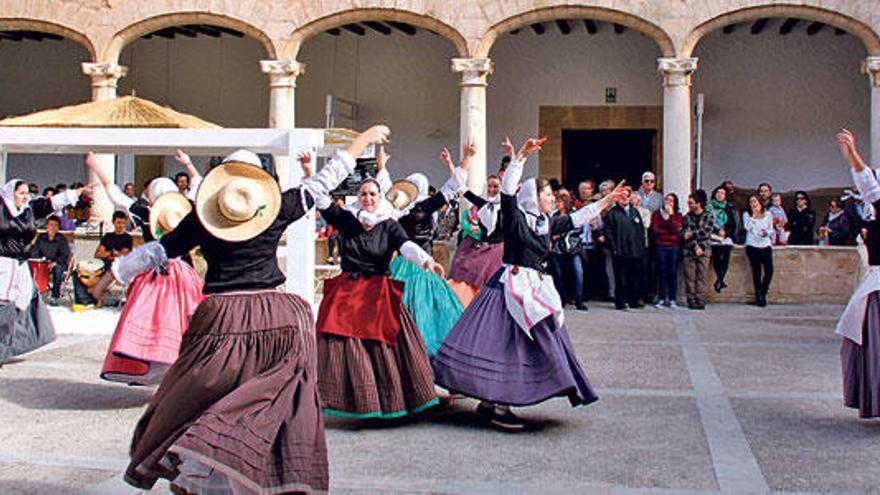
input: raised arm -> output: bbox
[500,136,546,195]
[838,129,880,205]
[175,149,202,200]
[85,151,134,210]
[374,145,392,194]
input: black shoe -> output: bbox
[757,295,767,307]
[476,401,494,419]
[630,303,644,309]
[714,280,723,293]
[694,304,706,310]
[576,303,589,312]
[615,304,627,311]
[490,409,526,431]
[687,303,696,310]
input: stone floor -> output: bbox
[1,302,878,494]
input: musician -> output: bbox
[95,211,132,270]
[29,215,70,305]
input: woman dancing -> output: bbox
[433,136,624,430]
[86,151,205,385]
[114,125,390,493]
[0,178,91,363]
[835,128,880,419]
[314,161,446,419]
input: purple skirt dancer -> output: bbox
[433,268,597,407]
[841,291,880,418]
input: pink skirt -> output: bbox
[101,259,205,384]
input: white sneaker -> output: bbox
[669,301,679,309]
[653,300,664,308]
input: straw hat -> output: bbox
[196,160,281,242]
[149,192,192,239]
[386,179,419,210]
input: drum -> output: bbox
[77,259,106,288]
[28,258,51,293]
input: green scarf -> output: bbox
[708,198,728,228]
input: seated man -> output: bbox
[95,211,133,270]
[29,215,71,305]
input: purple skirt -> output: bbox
[841,291,880,418]
[432,269,598,407]
[448,237,505,288]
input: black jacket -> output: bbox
[602,204,647,258]
[398,193,447,255]
[787,207,816,245]
[0,197,55,260]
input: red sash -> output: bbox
[316,273,404,345]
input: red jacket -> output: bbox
[651,210,683,247]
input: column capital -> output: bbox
[658,57,698,87]
[81,62,128,88]
[451,58,493,87]
[863,56,880,86]
[261,59,306,88]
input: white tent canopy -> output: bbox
[0,126,331,304]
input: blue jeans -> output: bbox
[550,252,584,305]
[50,264,66,299]
[656,245,680,302]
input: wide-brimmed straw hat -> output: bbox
[195,160,281,242]
[149,192,192,239]
[386,179,419,210]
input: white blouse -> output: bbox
[744,212,773,248]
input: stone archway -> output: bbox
[473,5,676,59]
[681,4,880,57]
[0,18,95,60]
[283,7,469,59]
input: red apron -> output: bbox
[316,273,404,345]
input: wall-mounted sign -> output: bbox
[605,87,618,104]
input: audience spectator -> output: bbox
[757,182,773,209]
[123,182,136,199]
[630,193,652,304]
[598,179,617,300]
[681,190,714,310]
[549,190,587,311]
[29,215,70,306]
[744,194,774,306]
[768,193,788,245]
[819,198,851,246]
[95,211,133,270]
[574,180,608,301]
[721,179,746,244]
[326,197,343,263]
[707,186,737,293]
[42,187,55,199]
[637,171,662,212]
[174,172,190,196]
[651,193,683,308]
[787,190,816,245]
[603,186,647,310]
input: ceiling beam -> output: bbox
[834,27,847,36]
[510,28,520,35]
[0,31,23,41]
[555,19,571,35]
[779,18,799,35]
[613,23,625,34]
[750,18,768,35]
[387,21,417,36]
[174,26,198,38]
[341,24,366,36]
[213,26,244,37]
[530,23,545,35]
[807,22,825,35]
[326,28,341,36]
[584,19,598,34]
[363,21,392,35]
[722,24,737,34]
[153,27,177,39]
[188,24,222,38]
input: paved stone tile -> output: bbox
[579,343,692,390]
[0,463,114,494]
[326,396,718,491]
[707,342,840,393]
[732,398,880,492]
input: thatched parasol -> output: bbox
[0,95,220,129]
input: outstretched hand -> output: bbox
[425,259,445,278]
[77,182,99,197]
[174,149,192,166]
[84,151,98,171]
[460,139,477,172]
[500,136,515,158]
[363,125,391,145]
[376,145,390,171]
[297,152,314,177]
[517,137,547,160]
[837,128,856,157]
[605,180,628,202]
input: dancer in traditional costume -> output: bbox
[380,145,468,357]
[86,151,205,386]
[433,136,624,430]
[114,126,388,493]
[447,144,506,308]
[835,128,880,419]
[0,179,91,363]
[314,163,447,419]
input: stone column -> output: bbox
[452,58,493,192]
[82,62,128,224]
[658,57,697,202]
[866,57,880,168]
[261,59,305,189]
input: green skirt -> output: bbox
[390,257,463,358]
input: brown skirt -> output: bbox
[125,291,328,493]
[317,303,438,418]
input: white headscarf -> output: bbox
[145,178,177,204]
[517,178,549,235]
[477,188,501,235]
[345,178,396,228]
[2,179,29,217]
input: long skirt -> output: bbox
[102,259,205,385]
[125,291,328,493]
[433,269,598,407]
[317,274,438,419]
[841,291,880,418]
[448,237,504,287]
[0,289,55,363]
[390,257,463,358]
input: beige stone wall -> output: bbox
[705,245,863,304]
[2,1,880,66]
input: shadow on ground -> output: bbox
[0,378,153,410]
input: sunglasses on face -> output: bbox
[643,179,654,183]
[796,196,806,201]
